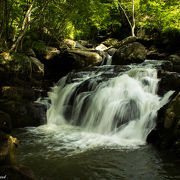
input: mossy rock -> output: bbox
[0,131,18,166]
[164,93,180,130]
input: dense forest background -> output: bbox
[0,0,180,53]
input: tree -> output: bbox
[114,0,139,37]
[10,0,49,51]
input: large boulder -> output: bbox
[169,54,180,73]
[44,49,103,80]
[146,51,168,60]
[65,49,103,67]
[0,100,46,128]
[158,70,180,95]
[148,93,180,153]
[112,42,147,65]
[102,36,137,49]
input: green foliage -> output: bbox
[0,0,180,51]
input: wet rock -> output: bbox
[150,93,180,152]
[146,51,168,60]
[158,70,180,94]
[106,48,117,56]
[169,54,180,65]
[0,100,47,128]
[95,44,108,51]
[112,42,147,65]
[168,54,180,73]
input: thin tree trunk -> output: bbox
[22,0,35,30]
[132,0,135,37]
[118,0,136,37]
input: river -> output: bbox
[13,61,180,180]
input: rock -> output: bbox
[43,46,60,60]
[0,131,36,179]
[113,36,137,49]
[174,65,180,73]
[0,131,18,165]
[0,111,12,134]
[106,48,117,56]
[75,42,88,50]
[95,44,108,51]
[66,49,103,67]
[164,93,180,129]
[168,55,180,73]
[169,55,180,65]
[44,49,103,80]
[102,38,120,47]
[0,100,47,128]
[112,42,147,65]
[59,39,76,50]
[1,86,35,101]
[146,51,168,60]
[150,93,180,152]
[158,70,180,94]
[77,40,93,48]
[29,57,44,79]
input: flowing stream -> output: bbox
[14,61,180,180]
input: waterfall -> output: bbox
[46,63,173,146]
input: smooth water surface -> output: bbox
[14,126,180,180]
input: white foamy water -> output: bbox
[37,65,173,153]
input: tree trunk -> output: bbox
[118,0,136,37]
[132,0,135,37]
[22,0,35,30]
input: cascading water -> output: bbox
[15,61,179,180]
[46,63,172,147]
